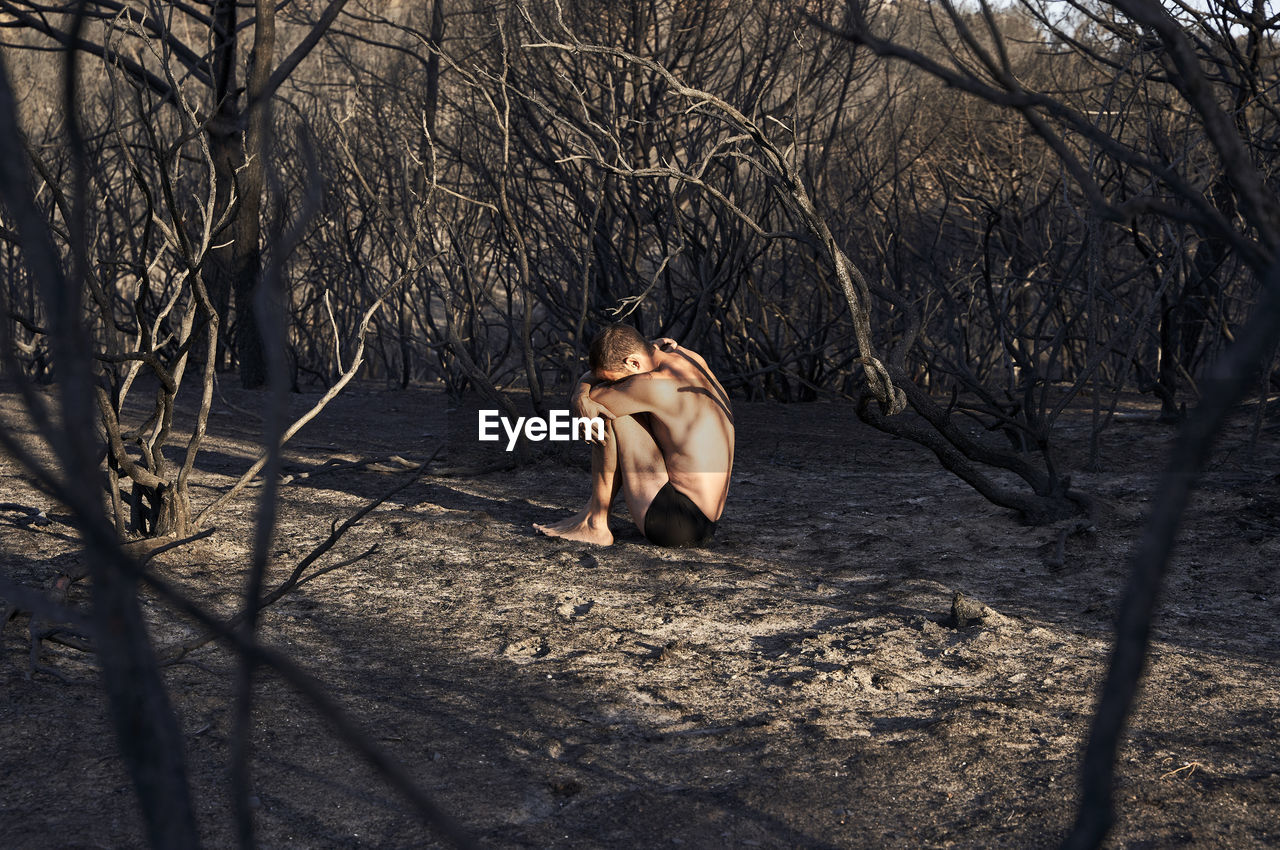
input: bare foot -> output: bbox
[534,511,614,546]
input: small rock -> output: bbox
[871,672,909,692]
[648,640,680,663]
[548,778,582,797]
[501,636,549,658]
[951,591,1002,628]
[556,599,594,620]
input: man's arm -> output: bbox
[571,371,614,422]
[587,373,674,419]
[571,370,600,404]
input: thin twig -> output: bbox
[164,447,439,663]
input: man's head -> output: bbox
[589,323,655,381]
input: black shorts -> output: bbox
[644,482,716,548]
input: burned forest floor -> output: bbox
[2,380,1279,848]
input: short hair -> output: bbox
[589,324,653,373]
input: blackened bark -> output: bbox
[203,0,240,373]
[1066,263,1280,848]
[0,43,200,847]
[232,4,275,388]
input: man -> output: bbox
[534,324,734,547]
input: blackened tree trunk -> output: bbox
[231,0,273,391]
[205,0,272,391]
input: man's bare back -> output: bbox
[609,347,734,521]
[534,327,733,547]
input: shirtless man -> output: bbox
[534,324,734,547]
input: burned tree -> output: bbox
[828,0,1280,844]
[0,10,474,845]
[0,0,352,387]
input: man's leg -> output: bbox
[534,414,668,544]
[533,418,622,545]
[609,413,669,532]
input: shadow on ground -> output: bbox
[2,387,1279,847]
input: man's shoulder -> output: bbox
[605,371,680,411]
[602,369,669,395]
[629,370,681,393]
[676,345,712,367]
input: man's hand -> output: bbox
[652,337,678,352]
[573,392,614,423]
[572,390,615,446]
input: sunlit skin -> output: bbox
[533,339,734,546]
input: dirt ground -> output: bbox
[2,379,1278,849]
